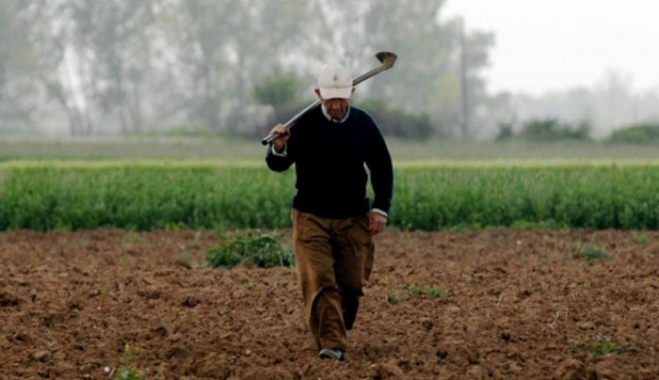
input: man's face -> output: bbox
[322,98,350,121]
[315,88,354,121]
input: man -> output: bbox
[265,61,394,362]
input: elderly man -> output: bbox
[265,61,394,361]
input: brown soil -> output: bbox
[1,228,658,380]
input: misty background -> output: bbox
[1,0,659,143]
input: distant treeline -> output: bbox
[0,0,496,140]
[3,1,657,142]
[495,118,659,144]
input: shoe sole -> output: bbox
[319,350,345,361]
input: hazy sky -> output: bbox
[442,0,659,96]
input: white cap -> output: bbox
[317,62,353,99]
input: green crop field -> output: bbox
[2,157,659,232]
[2,137,658,232]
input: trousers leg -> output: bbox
[291,209,347,351]
[332,213,375,331]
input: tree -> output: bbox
[0,0,498,139]
[305,0,495,139]
[0,0,41,134]
[253,68,305,123]
[454,17,495,139]
[162,0,314,134]
[19,0,89,136]
[64,0,157,134]
[19,0,159,136]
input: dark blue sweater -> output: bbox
[265,105,394,219]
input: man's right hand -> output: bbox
[269,123,290,152]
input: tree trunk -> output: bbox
[459,19,470,140]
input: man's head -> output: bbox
[315,62,354,121]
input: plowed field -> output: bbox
[1,228,658,379]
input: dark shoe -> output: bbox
[318,348,345,361]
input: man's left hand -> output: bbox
[368,211,387,236]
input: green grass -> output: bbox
[405,285,449,298]
[575,244,611,261]
[113,344,144,380]
[386,285,449,304]
[2,160,659,232]
[389,164,659,231]
[571,340,629,357]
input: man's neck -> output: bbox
[321,103,351,123]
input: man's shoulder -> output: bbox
[348,105,373,119]
[347,105,377,125]
[290,104,323,130]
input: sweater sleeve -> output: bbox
[364,119,394,215]
[265,142,295,172]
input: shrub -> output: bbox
[519,118,592,142]
[355,98,433,140]
[606,123,659,144]
[206,231,294,269]
[495,121,515,141]
[248,69,309,138]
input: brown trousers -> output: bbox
[291,208,375,352]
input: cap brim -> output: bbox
[319,87,352,99]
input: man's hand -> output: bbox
[269,123,290,153]
[368,211,387,236]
